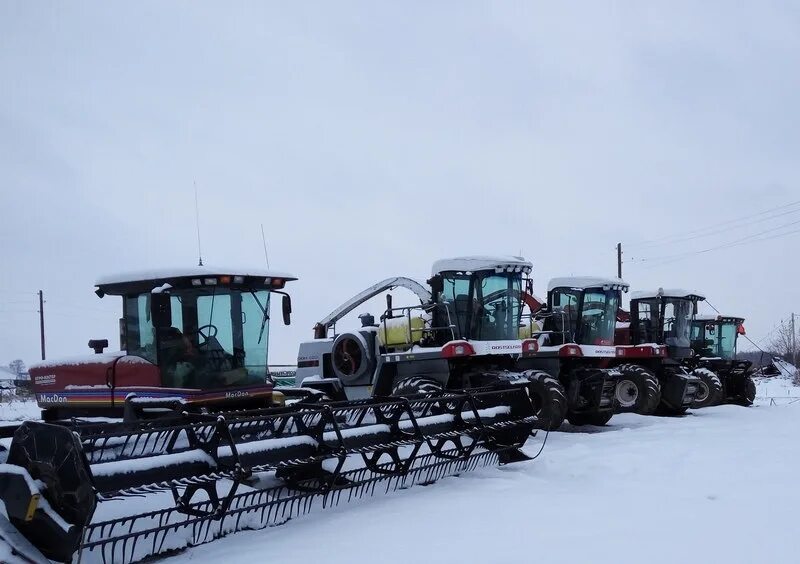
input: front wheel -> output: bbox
[735,376,756,407]
[691,368,723,409]
[614,364,661,415]
[524,370,568,431]
[567,411,613,426]
[391,376,444,396]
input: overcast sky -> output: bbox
[1,1,798,366]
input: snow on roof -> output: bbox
[695,314,745,323]
[431,256,532,275]
[547,276,629,292]
[96,266,297,287]
[631,289,706,301]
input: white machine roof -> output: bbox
[431,255,532,275]
[97,266,297,286]
[631,288,706,301]
[547,276,629,292]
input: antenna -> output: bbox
[260,224,270,268]
[194,181,203,266]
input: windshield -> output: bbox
[580,290,619,345]
[126,288,271,388]
[440,272,523,340]
[663,298,693,348]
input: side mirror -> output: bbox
[693,301,698,315]
[150,293,172,328]
[282,294,292,325]
[428,275,444,294]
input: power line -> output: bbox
[626,198,800,248]
[630,222,800,270]
[628,205,800,250]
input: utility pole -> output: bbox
[616,243,623,279]
[38,290,46,360]
[792,312,797,367]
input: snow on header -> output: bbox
[547,276,629,292]
[431,256,532,275]
[96,265,297,286]
[631,288,706,301]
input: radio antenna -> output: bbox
[260,224,270,268]
[194,181,203,266]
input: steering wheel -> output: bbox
[196,324,219,347]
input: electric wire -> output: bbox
[626,198,800,248]
[629,223,800,270]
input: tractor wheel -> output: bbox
[656,404,689,416]
[614,364,661,415]
[691,368,723,409]
[735,376,757,407]
[391,376,443,397]
[566,411,613,427]
[523,370,567,431]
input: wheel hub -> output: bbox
[695,381,710,403]
[615,379,639,408]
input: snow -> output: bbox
[4,396,800,563]
[170,403,800,564]
[95,266,298,287]
[90,449,216,477]
[770,359,799,380]
[631,288,705,300]
[0,400,39,421]
[151,282,173,294]
[547,276,628,292]
[755,362,800,401]
[431,255,532,275]
[30,351,126,369]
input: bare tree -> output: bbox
[8,359,26,377]
[769,321,800,383]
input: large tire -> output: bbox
[567,411,613,426]
[614,364,661,415]
[524,370,568,431]
[391,376,443,397]
[735,376,756,407]
[656,404,688,416]
[691,368,723,409]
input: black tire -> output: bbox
[614,364,661,415]
[524,370,568,431]
[566,411,613,426]
[655,404,688,416]
[391,376,443,397]
[735,376,756,407]
[691,368,723,409]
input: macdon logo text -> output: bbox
[39,394,68,403]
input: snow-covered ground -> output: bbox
[0,399,39,421]
[2,393,800,563]
[755,359,800,401]
[170,403,800,564]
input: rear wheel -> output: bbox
[656,404,689,416]
[524,370,567,431]
[391,376,443,397]
[567,411,613,426]
[614,364,661,414]
[735,376,756,407]
[691,368,723,409]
